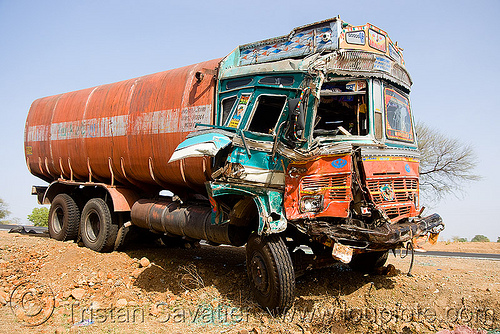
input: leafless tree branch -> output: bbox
[416,121,480,204]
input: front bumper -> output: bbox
[304,213,444,251]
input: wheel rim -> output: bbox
[85,210,101,242]
[250,252,269,295]
[52,206,64,234]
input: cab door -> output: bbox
[225,90,291,187]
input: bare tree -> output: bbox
[416,121,480,203]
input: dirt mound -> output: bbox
[0,231,498,333]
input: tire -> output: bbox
[349,250,389,273]
[48,194,80,241]
[246,233,295,313]
[80,198,118,252]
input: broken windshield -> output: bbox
[314,80,368,138]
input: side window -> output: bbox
[384,87,414,142]
[248,95,287,134]
[220,96,237,126]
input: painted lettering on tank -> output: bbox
[26,105,211,142]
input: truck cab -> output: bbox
[171,18,443,311]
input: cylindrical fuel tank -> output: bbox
[24,58,221,192]
[130,199,249,246]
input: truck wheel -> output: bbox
[80,198,118,252]
[349,250,389,273]
[246,233,295,313]
[48,194,80,241]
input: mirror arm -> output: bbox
[238,129,252,158]
[271,121,287,161]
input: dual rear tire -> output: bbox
[48,195,118,252]
[48,194,80,241]
[80,198,118,252]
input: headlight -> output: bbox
[299,195,324,213]
[288,167,307,178]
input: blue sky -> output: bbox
[0,0,498,241]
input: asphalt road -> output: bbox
[411,250,500,261]
[2,224,499,261]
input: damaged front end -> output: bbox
[169,26,444,270]
[284,144,444,266]
[162,17,445,312]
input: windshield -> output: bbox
[314,80,368,137]
[384,86,414,142]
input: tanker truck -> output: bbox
[25,17,444,312]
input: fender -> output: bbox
[42,180,139,212]
[207,181,287,235]
[169,131,232,163]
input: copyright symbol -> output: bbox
[9,281,55,326]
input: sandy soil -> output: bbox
[422,241,500,254]
[0,231,498,334]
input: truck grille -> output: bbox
[366,177,418,219]
[367,178,418,203]
[301,173,350,201]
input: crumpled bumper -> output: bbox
[314,213,444,250]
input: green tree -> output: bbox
[497,237,500,243]
[27,207,49,227]
[471,235,490,243]
[0,198,11,224]
[416,122,480,203]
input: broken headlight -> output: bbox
[288,166,307,178]
[299,194,324,213]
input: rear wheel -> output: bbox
[349,250,389,273]
[80,198,118,252]
[48,194,80,241]
[246,233,295,313]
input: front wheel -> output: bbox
[80,198,118,252]
[246,233,295,313]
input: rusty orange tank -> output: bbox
[24,58,221,192]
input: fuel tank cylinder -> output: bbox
[24,58,221,191]
[130,199,247,246]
